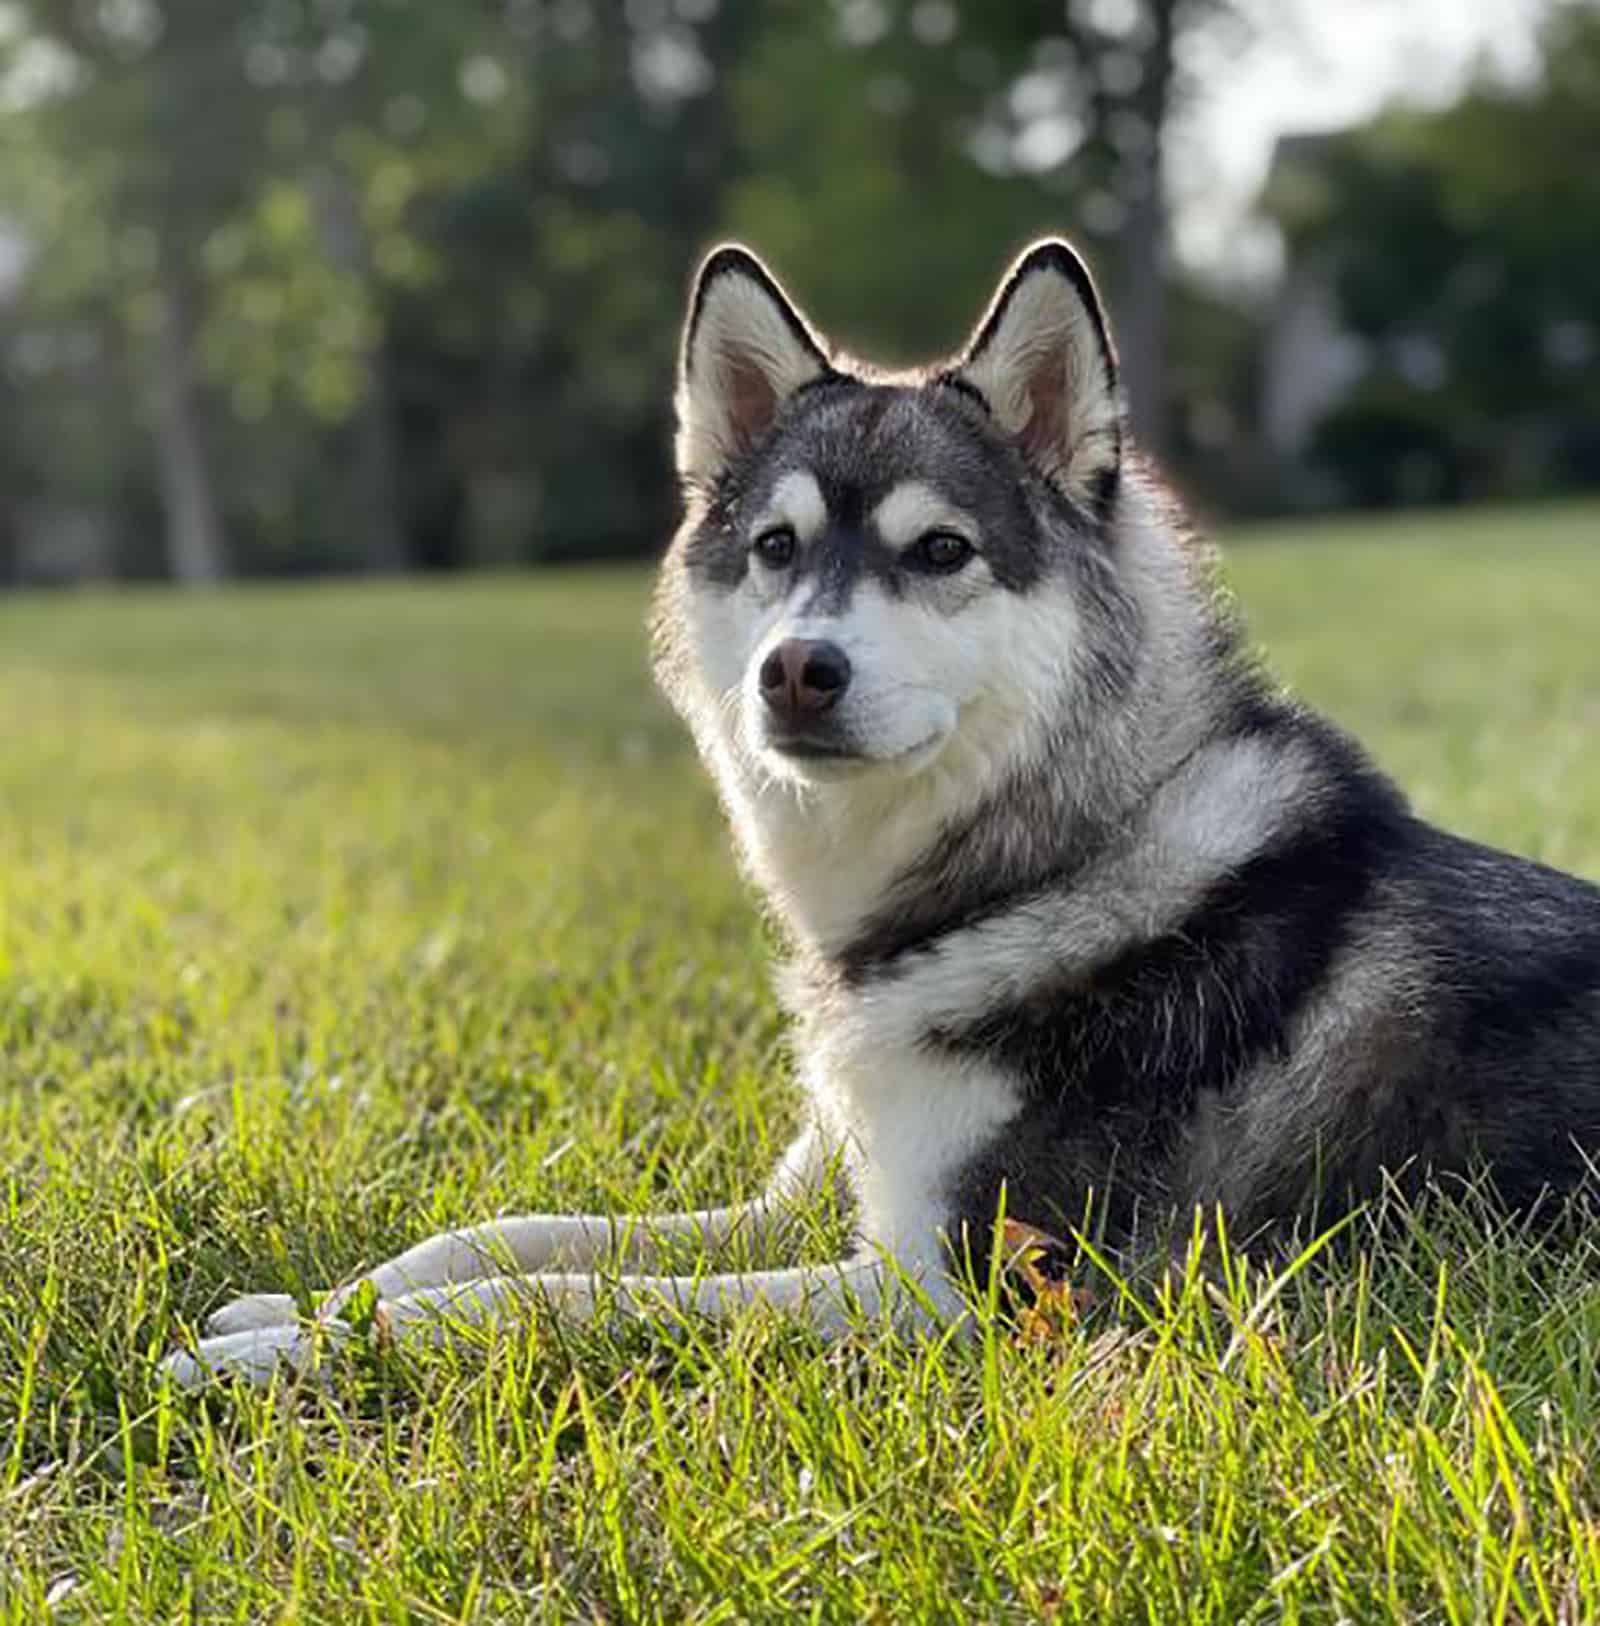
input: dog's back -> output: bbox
[936,701,1600,1258]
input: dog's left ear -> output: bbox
[677,245,834,491]
[951,240,1123,512]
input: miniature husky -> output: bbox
[165,238,1600,1386]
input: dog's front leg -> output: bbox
[196,1207,777,1339]
[316,1197,804,1320]
[161,1247,949,1388]
[164,1126,848,1382]
[380,1251,925,1343]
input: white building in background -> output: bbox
[1257,134,1369,468]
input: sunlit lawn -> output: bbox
[2,498,1600,1621]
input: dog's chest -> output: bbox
[796,992,1023,1263]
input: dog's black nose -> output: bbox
[759,638,851,719]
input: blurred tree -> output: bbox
[0,0,261,582]
[0,2,524,576]
[16,0,1575,578]
[728,0,1257,460]
[209,2,525,571]
[374,0,764,564]
[722,1,1065,362]
[964,0,1252,456]
[0,0,1316,577]
[1264,1,1600,505]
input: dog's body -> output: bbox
[165,240,1600,1386]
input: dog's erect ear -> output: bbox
[677,245,833,489]
[951,240,1123,512]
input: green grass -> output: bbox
[2,498,1600,1622]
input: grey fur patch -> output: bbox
[681,378,1117,608]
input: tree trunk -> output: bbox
[349,350,406,572]
[1119,174,1169,454]
[0,508,17,588]
[150,268,229,585]
[1116,0,1179,457]
[311,166,406,572]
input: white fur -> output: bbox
[956,248,1120,506]
[755,469,828,545]
[160,1255,911,1389]
[721,580,1081,952]
[797,1005,1021,1307]
[871,482,976,550]
[160,1125,919,1387]
[675,267,827,488]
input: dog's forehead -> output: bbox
[758,383,1004,520]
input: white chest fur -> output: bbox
[794,989,1023,1278]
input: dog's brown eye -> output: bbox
[752,525,797,568]
[909,531,974,574]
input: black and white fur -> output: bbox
[164,239,1600,1386]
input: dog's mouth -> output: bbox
[761,724,949,773]
[764,733,864,763]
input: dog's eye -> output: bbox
[751,525,797,569]
[907,531,975,574]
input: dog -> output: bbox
[163,237,1600,1387]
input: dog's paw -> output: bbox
[158,1319,349,1390]
[204,1292,300,1336]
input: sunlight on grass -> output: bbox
[1,500,1599,1618]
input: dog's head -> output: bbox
[656,239,1130,790]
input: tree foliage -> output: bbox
[1,1,1592,577]
[1267,2,1600,505]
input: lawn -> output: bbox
[2,498,1600,1622]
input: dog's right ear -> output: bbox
[677,246,833,490]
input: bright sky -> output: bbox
[1173,0,1548,280]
